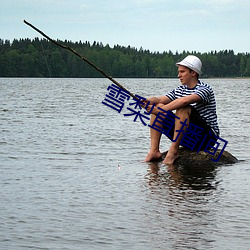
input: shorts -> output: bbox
[163,106,217,151]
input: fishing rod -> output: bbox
[23,20,139,100]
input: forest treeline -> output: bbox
[0,38,250,78]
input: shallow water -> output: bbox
[0,78,250,249]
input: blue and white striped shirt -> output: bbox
[166,80,219,136]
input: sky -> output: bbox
[1,0,250,53]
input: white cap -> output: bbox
[176,55,202,75]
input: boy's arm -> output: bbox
[146,95,171,105]
[147,94,201,114]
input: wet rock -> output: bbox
[161,147,238,166]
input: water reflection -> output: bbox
[144,162,220,249]
[147,162,219,191]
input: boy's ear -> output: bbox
[191,70,198,77]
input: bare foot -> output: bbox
[162,150,179,165]
[144,151,162,162]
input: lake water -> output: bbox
[0,78,250,250]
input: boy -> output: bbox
[144,55,219,164]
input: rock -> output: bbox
[161,147,238,166]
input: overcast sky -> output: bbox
[1,0,249,53]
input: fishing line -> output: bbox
[23,20,139,100]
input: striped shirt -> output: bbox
[166,80,219,136]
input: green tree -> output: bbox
[244,56,250,76]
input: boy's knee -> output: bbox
[176,106,191,116]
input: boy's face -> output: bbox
[177,65,197,85]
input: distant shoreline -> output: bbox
[1,38,249,78]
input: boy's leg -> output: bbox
[163,106,191,164]
[144,113,163,162]
[188,107,217,151]
[144,105,215,164]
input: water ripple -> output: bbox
[0,78,250,249]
